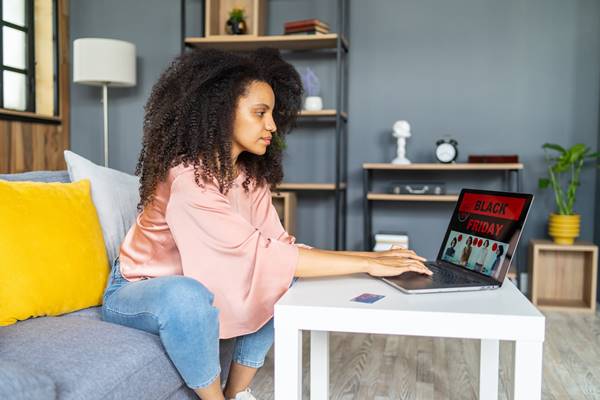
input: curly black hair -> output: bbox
[136,47,303,210]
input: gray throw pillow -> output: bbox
[64,150,140,266]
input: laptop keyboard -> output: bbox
[426,263,479,284]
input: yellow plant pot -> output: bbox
[548,213,580,245]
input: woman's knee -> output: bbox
[159,276,214,303]
[158,277,219,326]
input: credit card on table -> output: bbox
[351,293,385,304]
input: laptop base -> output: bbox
[381,261,500,294]
[382,275,499,294]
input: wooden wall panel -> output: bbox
[0,123,9,172]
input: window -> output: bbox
[1,0,58,115]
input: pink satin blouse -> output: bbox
[119,163,301,339]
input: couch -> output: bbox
[0,170,233,400]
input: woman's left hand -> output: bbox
[373,245,427,262]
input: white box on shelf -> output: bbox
[373,232,409,251]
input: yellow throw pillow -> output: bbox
[0,179,109,326]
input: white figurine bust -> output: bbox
[392,120,411,164]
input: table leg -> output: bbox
[310,331,329,400]
[513,340,543,400]
[479,339,499,400]
[274,319,302,400]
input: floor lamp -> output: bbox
[73,38,136,167]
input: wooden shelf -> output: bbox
[299,109,347,121]
[363,163,524,171]
[529,240,597,313]
[367,193,459,202]
[185,33,348,51]
[535,298,591,312]
[276,182,346,191]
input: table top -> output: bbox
[275,275,545,341]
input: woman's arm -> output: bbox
[314,247,421,259]
[295,247,432,278]
[315,250,374,258]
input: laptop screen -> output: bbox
[436,189,533,282]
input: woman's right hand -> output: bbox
[367,255,433,277]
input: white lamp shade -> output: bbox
[73,38,136,87]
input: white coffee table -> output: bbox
[274,275,545,400]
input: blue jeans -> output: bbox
[101,258,275,389]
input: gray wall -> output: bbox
[71,1,600,281]
[70,0,181,174]
[597,101,600,301]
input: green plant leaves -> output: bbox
[585,151,600,159]
[271,134,287,151]
[541,142,596,215]
[229,8,245,21]
[568,144,587,163]
[538,178,550,189]
[542,143,566,153]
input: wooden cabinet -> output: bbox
[272,191,296,236]
[528,240,598,312]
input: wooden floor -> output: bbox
[251,309,600,399]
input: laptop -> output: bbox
[381,188,533,294]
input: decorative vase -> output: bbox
[548,213,580,245]
[225,18,247,35]
[304,96,323,111]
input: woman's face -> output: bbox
[467,237,472,245]
[232,81,277,159]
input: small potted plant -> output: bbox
[225,8,247,35]
[539,143,599,244]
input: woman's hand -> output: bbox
[367,246,432,277]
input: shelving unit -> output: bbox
[362,162,524,250]
[182,0,349,249]
[529,240,597,312]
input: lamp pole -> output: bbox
[102,83,109,167]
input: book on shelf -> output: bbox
[468,154,519,163]
[284,29,330,36]
[284,18,330,30]
[285,26,330,34]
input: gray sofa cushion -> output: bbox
[0,359,56,400]
[0,314,196,400]
[0,307,234,399]
[0,170,70,183]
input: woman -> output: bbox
[460,236,473,267]
[474,239,490,272]
[444,237,457,261]
[489,244,505,276]
[101,48,432,400]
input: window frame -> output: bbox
[0,0,36,112]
